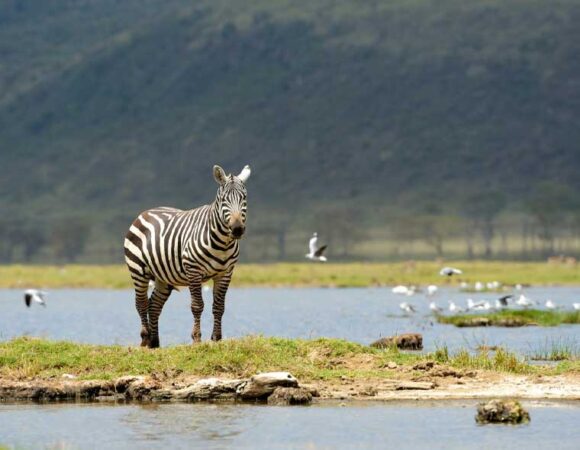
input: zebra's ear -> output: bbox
[237,165,251,183]
[213,165,227,185]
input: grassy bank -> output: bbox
[1,336,577,382]
[1,261,580,289]
[437,310,580,327]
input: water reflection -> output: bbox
[0,401,578,450]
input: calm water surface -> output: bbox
[0,287,578,354]
[1,401,578,450]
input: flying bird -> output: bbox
[497,295,513,307]
[24,289,46,307]
[305,232,328,262]
[573,303,580,311]
[439,267,462,277]
[399,302,416,314]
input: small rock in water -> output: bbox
[476,399,530,424]
[267,387,313,406]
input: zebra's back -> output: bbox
[124,206,193,287]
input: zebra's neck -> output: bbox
[208,201,236,249]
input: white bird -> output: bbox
[399,302,416,314]
[305,232,328,262]
[545,299,557,310]
[516,294,534,308]
[24,289,46,307]
[392,285,410,295]
[573,303,580,311]
[467,298,487,310]
[426,285,438,296]
[440,266,462,277]
[429,301,443,314]
[459,281,469,290]
[515,284,523,291]
[448,301,464,314]
[474,281,484,292]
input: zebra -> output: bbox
[124,164,251,348]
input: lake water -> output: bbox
[0,287,578,354]
[1,401,578,450]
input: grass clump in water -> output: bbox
[437,309,580,327]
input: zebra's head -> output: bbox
[213,165,251,239]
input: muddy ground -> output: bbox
[1,363,579,403]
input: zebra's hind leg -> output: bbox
[147,281,173,348]
[132,279,150,347]
[188,274,204,343]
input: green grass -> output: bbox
[527,338,579,361]
[1,261,580,289]
[1,336,573,382]
[437,309,580,327]
[435,345,531,374]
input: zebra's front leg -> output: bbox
[211,273,232,341]
[147,282,173,348]
[188,275,204,343]
[133,281,150,347]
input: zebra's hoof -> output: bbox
[148,337,160,348]
[140,338,150,347]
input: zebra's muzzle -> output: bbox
[231,224,245,239]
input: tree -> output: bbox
[50,219,92,262]
[526,182,576,257]
[461,192,507,258]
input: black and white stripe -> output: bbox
[124,165,251,348]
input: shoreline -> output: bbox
[1,372,579,403]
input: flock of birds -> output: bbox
[396,266,580,315]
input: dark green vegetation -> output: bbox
[1,336,565,381]
[1,1,580,262]
[438,309,580,327]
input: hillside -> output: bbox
[0,0,579,262]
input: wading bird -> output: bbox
[305,232,328,262]
[429,301,443,314]
[516,294,534,309]
[545,299,557,310]
[24,289,46,307]
[399,302,416,314]
[448,300,464,314]
[426,285,438,296]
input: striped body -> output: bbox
[124,165,250,348]
[124,205,239,287]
